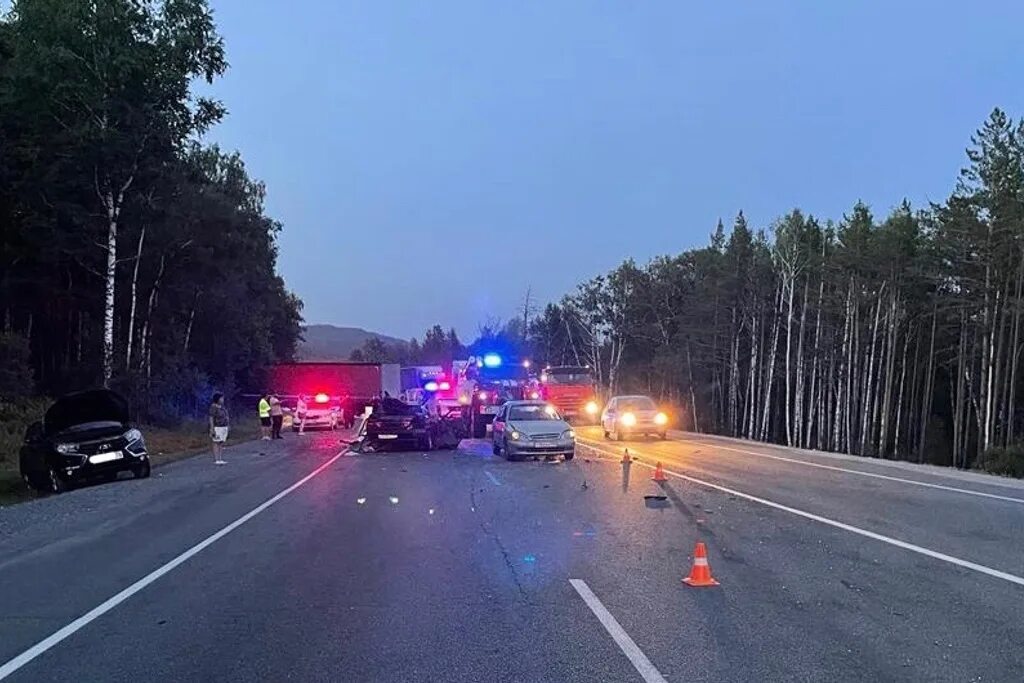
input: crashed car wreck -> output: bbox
[19,389,150,493]
[347,396,461,453]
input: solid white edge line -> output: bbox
[0,452,345,681]
[569,579,669,683]
[684,439,1024,505]
[578,442,1024,588]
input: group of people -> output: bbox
[205,391,302,466]
[257,392,287,440]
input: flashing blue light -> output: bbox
[424,381,439,392]
[482,353,502,368]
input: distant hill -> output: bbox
[297,324,405,361]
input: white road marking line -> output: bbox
[677,438,1024,505]
[0,452,345,681]
[485,470,502,486]
[569,579,668,683]
[578,442,1024,588]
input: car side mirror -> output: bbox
[25,421,43,442]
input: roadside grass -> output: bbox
[0,417,259,507]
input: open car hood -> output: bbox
[44,389,130,436]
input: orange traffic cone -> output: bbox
[682,542,720,587]
[652,462,668,482]
[621,448,632,464]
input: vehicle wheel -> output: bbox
[658,432,668,440]
[564,450,575,461]
[614,430,623,442]
[492,440,501,456]
[603,429,610,439]
[48,467,70,494]
[133,460,151,479]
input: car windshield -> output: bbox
[508,405,561,421]
[619,397,656,411]
[544,368,594,385]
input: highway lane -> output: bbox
[1,430,1023,681]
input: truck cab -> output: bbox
[539,366,600,424]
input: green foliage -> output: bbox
[0,397,48,471]
[0,333,34,400]
[975,446,1024,478]
[0,1,301,419]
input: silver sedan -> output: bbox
[491,401,575,461]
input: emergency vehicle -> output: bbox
[457,353,534,438]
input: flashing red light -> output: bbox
[529,391,539,400]
[314,393,329,404]
[439,381,451,391]
[478,391,488,401]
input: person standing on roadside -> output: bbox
[258,393,271,440]
[296,394,308,434]
[209,393,230,465]
[269,392,284,439]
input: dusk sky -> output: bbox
[204,1,1023,340]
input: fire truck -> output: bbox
[538,365,600,424]
[457,353,534,438]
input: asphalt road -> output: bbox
[2,427,1024,682]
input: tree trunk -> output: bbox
[878,293,899,457]
[760,282,783,442]
[686,341,699,432]
[859,284,885,455]
[783,274,796,446]
[918,305,938,463]
[125,225,146,371]
[805,277,825,448]
[183,289,200,353]
[793,278,809,447]
[745,311,759,439]
[1007,252,1024,446]
[101,192,119,387]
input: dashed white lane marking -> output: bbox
[677,438,1024,505]
[484,470,502,486]
[0,452,345,680]
[579,442,1024,588]
[569,579,668,683]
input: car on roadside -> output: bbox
[19,389,150,494]
[601,395,669,441]
[290,393,341,432]
[491,400,575,461]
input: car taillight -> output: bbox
[314,393,329,404]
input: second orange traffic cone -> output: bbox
[621,448,631,464]
[652,462,668,482]
[682,542,720,587]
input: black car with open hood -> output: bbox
[19,389,150,493]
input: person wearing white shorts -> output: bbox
[208,392,230,465]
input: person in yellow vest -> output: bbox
[258,393,272,440]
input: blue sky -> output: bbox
[204,0,1023,340]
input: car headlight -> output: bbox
[620,412,636,427]
[510,430,521,441]
[654,412,668,426]
[56,443,78,454]
[562,429,575,440]
[584,401,599,415]
[125,428,143,443]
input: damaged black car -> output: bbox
[19,389,150,493]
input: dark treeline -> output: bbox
[0,0,301,421]
[531,110,1024,475]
